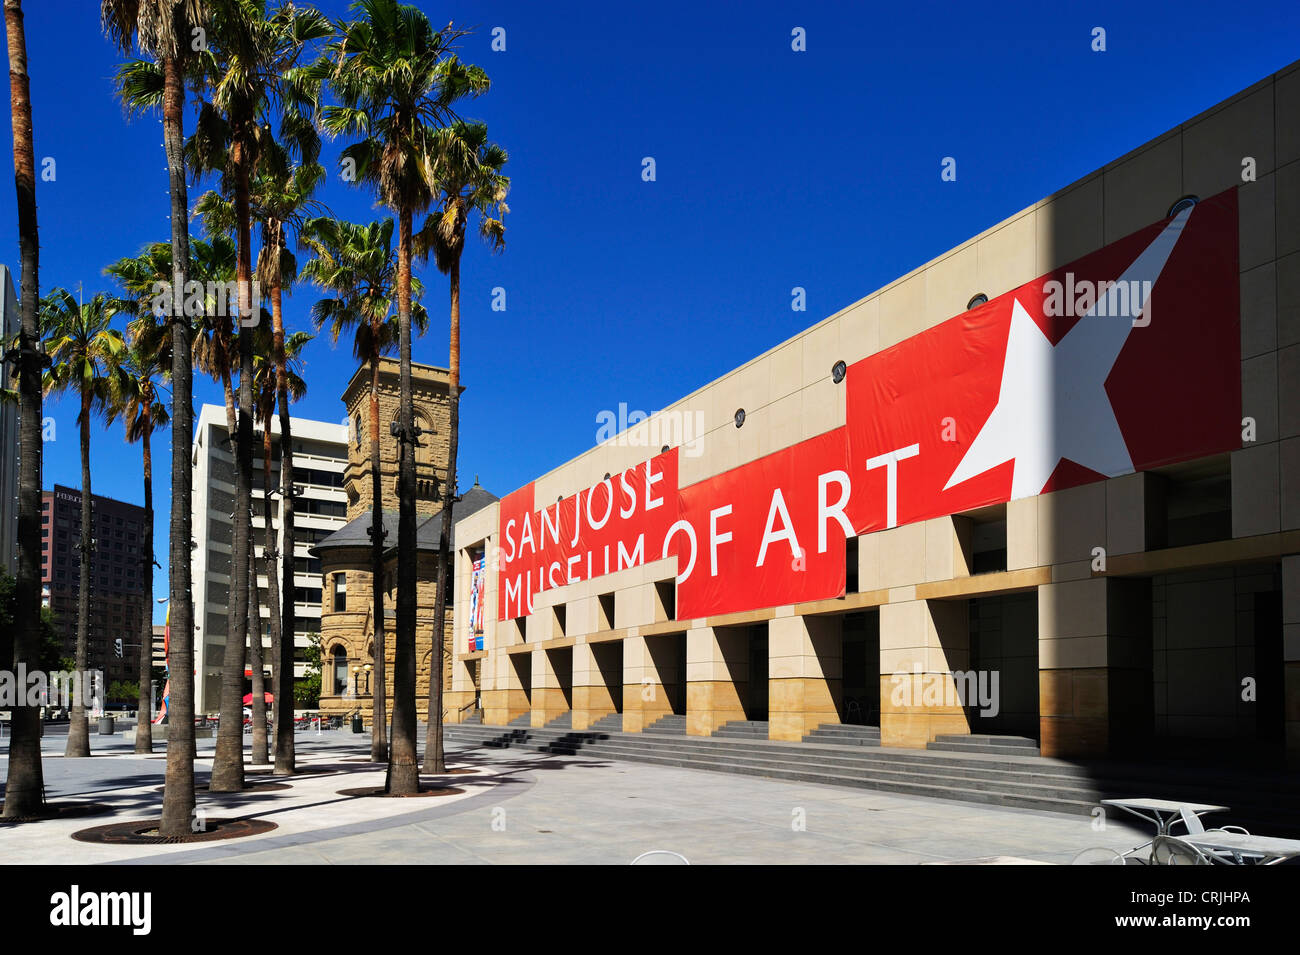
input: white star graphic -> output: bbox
[944,205,1194,500]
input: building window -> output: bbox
[332,573,346,613]
[331,645,348,695]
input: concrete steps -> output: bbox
[585,713,625,733]
[442,722,1300,833]
[643,714,687,735]
[713,720,770,738]
[803,723,881,747]
[928,734,1041,757]
[545,712,573,730]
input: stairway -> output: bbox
[802,723,881,747]
[928,734,1041,757]
[713,720,769,739]
[586,713,625,733]
[441,720,1300,834]
[643,714,687,735]
[545,712,573,730]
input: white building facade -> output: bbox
[190,403,348,713]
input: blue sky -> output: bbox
[4,0,1298,622]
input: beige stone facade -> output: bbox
[453,61,1300,764]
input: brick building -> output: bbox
[40,484,149,685]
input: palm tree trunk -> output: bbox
[388,205,419,794]
[159,45,196,836]
[219,366,237,702]
[369,354,387,762]
[66,390,93,758]
[423,255,460,775]
[246,421,271,764]
[248,521,267,764]
[1,0,45,817]
[134,420,154,754]
[211,138,253,793]
[271,263,296,775]
[261,413,285,762]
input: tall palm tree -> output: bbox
[249,324,309,764]
[102,0,207,836]
[240,315,272,767]
[1,0,45,819]
[197,142,324,774]
[317,0,488,794]
[300,215,428,762]
[189,0,330,793]
[418,120,508,774]
[254,147,322,775]
[106,337,170,755]
[39,289,129,758]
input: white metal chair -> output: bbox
[1152,835,1219,865]
[1175,806,1252,863]
[1070,847,1127,865]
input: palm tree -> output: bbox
[106,234,237,383]
[418,120,508,774]
[250,324,309,764]
[102,0,207,836]
[300,215,428,762]
[189,0,330,793]
[1,0,46,819]
[39,289,129,758]
[198,142,324,774]
[317,0,488,794]
[106,336,170,755]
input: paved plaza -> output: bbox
[0,730,1152,865]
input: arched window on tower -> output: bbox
[331,645,348,696]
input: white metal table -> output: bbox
[1101,798,1230,863]
[1184,832,1300,865]
[1101,798,1229,835]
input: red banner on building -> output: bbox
[497,189,1241,621]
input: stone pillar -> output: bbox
[572,641,618,730]
[479,649,508,726]
[1038,577,1153,758]
[879,599,970,748]
[1284,556,1300,765]
[686,625,748,736]
[485,650,530,726]
[622,633,675,732]
[768,613,842,741]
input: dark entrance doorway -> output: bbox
[547,646,573,712]
[591,641,623,714]
[841,610,879,726]
[969,592,1039,739]
[510,651,532,708]
[745,626,768,721]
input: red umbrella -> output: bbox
[242,692,274,705]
